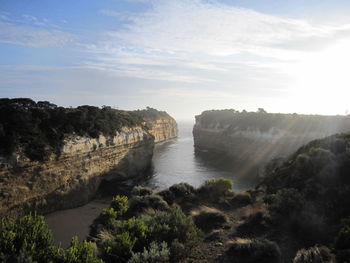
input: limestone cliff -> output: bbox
[134,107,178,143]
[0,99,178,218]
[145,117,178,143]
[0,127,154,217]
[193,110,350,169]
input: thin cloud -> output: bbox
[0,14,74,47]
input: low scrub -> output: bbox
[198,177,233,200]
[128,242,170,263]
[92,195,200,263]
[191,206,229,232]
[293,246,334,263]
[0,214,102,263]
[226,238,281,263]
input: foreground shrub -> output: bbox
[110,195,128,216]
[169,183,196,198]
[293,246,334,263]
[265,188,304,215]
[229,192,252,207]
[226,238,281,263]
[0,214,60,263]
[128,242,170,263]
[64,237,103,263]
[131,186,153,197]
[90,195,128,236]
[94,198,200,263]
[0,214,102,263]
[192,206,229,232]
[127,195,169,217]
[335,218,350,263]
[198,177,233,199]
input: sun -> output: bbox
[287,39,350,115]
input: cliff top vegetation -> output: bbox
[134,107,175,122]
[0,98,167,161]
[196,109,350,133]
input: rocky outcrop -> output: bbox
[145,117,178,143]
[0,127,154,217]
[193,110,350,168]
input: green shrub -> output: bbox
[127,195,169,217]
[226,238,281,263]
[128,242,170,263]
[110,195,128,216]
[142,207,200,246]
[91,195,129,236]
[229,192,252,207]
[93,198,200,262]
[91,208,118,234]
[158,190,175,205]
[64,237,103,263]
[192,207,228,232]
[335,218,350,250]
[293,246,334,263]
[265,188,304,215]
[169,183,195,198]
[100,232,135,262]
[335,218,350,262]
[0,214,105,263]
[131,186,154,197]
[0,214,61,263]
[198,177,233,199]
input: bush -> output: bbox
[127,195,169,217]
[0,214,60,263]
[192,207,229,232]
[293,246,334,263]
[99,232,135,262]
[169,183,195,198]
[128,242,170,263]
[335,218,350,263]
[0,214,102,263]
[131,186,153,197]
[335,218,350,250]
[158,190,175,205]
[229,192,252,207]
[93,196,200,262]
[110,195,128,216]
[140,207,200,261]
[90,195,129,236]
[265,188,304,215]
[198,177,233,199]
[64,237,103,263]
[226,238,281,263]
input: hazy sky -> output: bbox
[1,0,350,120]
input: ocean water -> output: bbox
[45,121,256,247]
[144,121,255,190]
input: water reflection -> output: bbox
[144,121,257,191]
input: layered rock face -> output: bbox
[146,117,178,143]
[0,127,155,217]
[193,110,350,168]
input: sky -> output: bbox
[1,0,350,120]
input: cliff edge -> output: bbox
[193,109,350,174]
[0,99,177,217]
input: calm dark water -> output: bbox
[46,121,255,247]
[145,121,255,190]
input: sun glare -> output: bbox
[289,40,350,115]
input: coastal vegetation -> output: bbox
[0,98,170,161]
[196,109,350,133]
